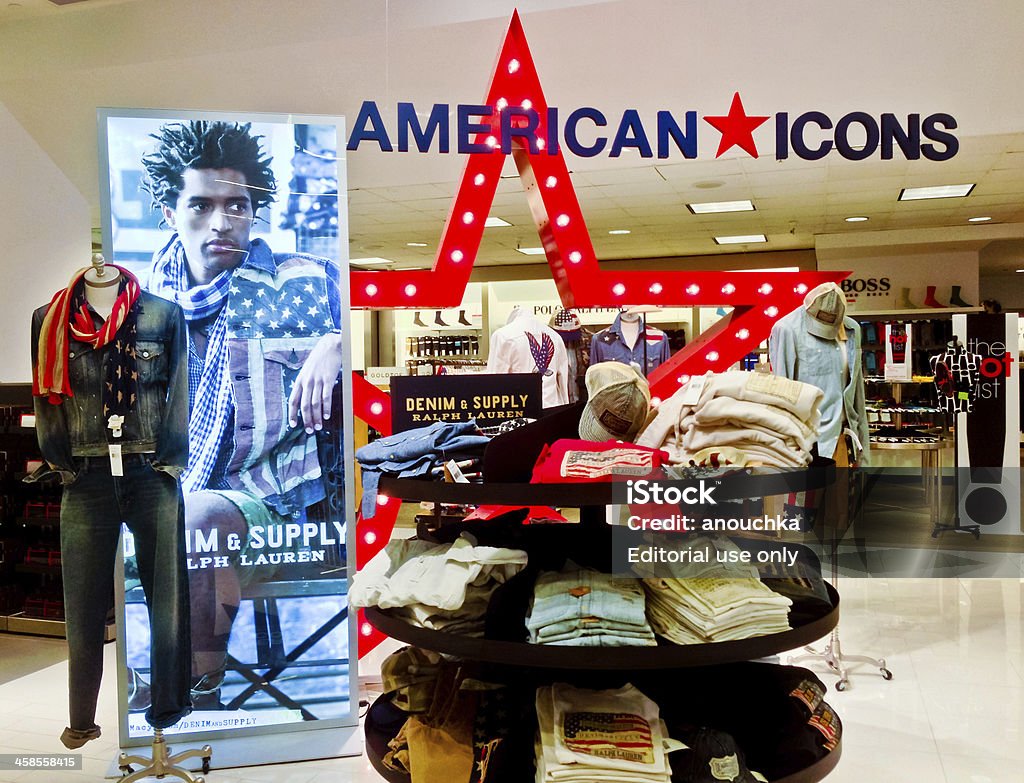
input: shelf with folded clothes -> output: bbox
[359,488,840,668]
[366,584,838,670]
[376,463,837,510]
[863,376,935,383]
[866,407,942,418]
[364,661,843,783]
[359,372,846,781]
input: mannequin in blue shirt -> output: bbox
[590,308,671,376]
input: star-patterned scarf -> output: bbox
[34,265,140,418]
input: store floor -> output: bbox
[0,578,1022,783]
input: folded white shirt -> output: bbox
[350,533,528,612]
[697,370,824,423]
[681,424,810,467]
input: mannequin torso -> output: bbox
[619,313,641,350]
[83,254,121,320]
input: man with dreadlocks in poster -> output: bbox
[139,120,344,709]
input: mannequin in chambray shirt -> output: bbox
[768,283,870,467]
[590,308,671,376]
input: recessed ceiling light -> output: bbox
[484,216,512,227]
[687,200,755,214]
[608,229,631,235]
[845,216,869,223]
[516,246,547,256]
[898,184,975,201]
[1016,269,1024,273]
[406,242,428,247]
[714,234,767,245]
[350,257,393,266]
[968,216,992,223]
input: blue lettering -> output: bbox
[835,112,879,160]
[656,110,697,159]
[346,101,393,152]
[564,107,607,157]
[880,113,920,160]
[921,113,958,161]
[610,109,653,157]
[791,111,833,160]
[501,107,541,153]
[547,107,560,154]
[457,104,494,154]
[775,112,789,160]
[397,102,449,153]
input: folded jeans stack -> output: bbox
[526,566,657,647]
[643,576,792,644]
[637,371,823,468]
[535,683,678,782]
[356,419,491,518]
[350,533,529,636]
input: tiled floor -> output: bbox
[0,578,1022,782]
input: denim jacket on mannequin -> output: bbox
[30,291,189,480]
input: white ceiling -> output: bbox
[1,0,1023,276]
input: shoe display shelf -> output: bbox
[864,379,944,438]
[364,470,843,783]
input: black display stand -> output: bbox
[931,412,980,539]
[365,470,843,783]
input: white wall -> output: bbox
[980,274,1024,313]
[0,101,91,383]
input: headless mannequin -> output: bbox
[619,308,642,349]
[83,253,121,319]
[806,286,849,462]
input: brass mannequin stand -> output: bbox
[118,729,212,782]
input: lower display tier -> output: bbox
[364,662,842,783]
[365,582,838,670]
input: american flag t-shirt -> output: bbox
[561,711,655,765]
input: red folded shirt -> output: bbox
[530,439,669,483]
[462,505,570,524]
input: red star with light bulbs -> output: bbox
[348,12,849,659]
[703,92,770,158]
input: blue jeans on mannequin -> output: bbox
[60,454,192,732]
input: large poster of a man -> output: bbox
[99,109,356,744]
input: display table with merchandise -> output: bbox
[363,470,843,783]
[869,438,953,524]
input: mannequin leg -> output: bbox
[59,460,121,736]
[831,436,851,536]
[125,461,193,729]
[183,491,249,708]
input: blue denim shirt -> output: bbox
[769,308,871,465]
[31,291,189,478]
[356,420,490,518]
[590,314,671,374]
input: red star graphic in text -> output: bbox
[703,91,770,158]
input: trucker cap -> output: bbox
[803,283,846,340]
[578,362,651,442]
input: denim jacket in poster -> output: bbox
[30,291,189,479]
